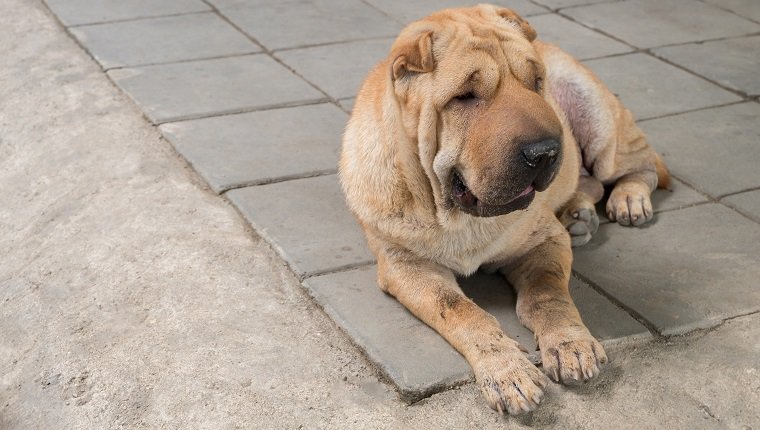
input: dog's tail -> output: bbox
[655,153,671,190]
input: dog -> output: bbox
[339,4,669,415]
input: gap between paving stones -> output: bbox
[357,0,404,26]
[217,170,339,195]
[102,52,263,72]
[66,9,211,27]
[572,271,662,336]
[269,35,402,54]
[531,0,623,12]
[149,98,332,126]
[721,185,760,200]
[698,0,760,25]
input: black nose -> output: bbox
[522,139,561,169]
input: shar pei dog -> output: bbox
[339,4,669,415]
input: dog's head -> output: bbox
[389,5,562,217]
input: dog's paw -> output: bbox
[475,348,549,415]
[563,207,599,247]
[606,183,653,227]
[539,327,607,384]
[560,197,599,247]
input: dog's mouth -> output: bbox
[451,171,536,217]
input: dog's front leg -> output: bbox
[376,249,548,415]
[502,224,607,384]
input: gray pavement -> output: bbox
[1,0,759,428]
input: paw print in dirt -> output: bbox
[62,370,93,406]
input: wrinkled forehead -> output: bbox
[428,11,538,81]
[424,16,542,95]
[434,7,524,44]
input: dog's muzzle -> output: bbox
[452,139,562,217]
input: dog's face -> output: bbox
[390,5,563,217]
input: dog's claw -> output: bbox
[476,347,548,415]
[539,327,606,386]
[607,183,654,227]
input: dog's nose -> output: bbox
[521,139,561,169]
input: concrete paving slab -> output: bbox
[705,0,760,23]
[650,178,709,214]
[226,175,374,277]
[563,0,760,48]
[583,53,741,120]
[160,104,347,193]
[573,204,760,336]
[305,265,649,401]
[722,190,760,224]
[69,13,258,69]
[216,0,402,51]
[654,35,760,97]
[530,14,632,60]
[276,38,393,100]
[108,55,325,123]
[44,0,210,26]
[640,102,760,198]
[303,265,472,402]
[363,0,548,24]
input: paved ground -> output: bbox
[1,0,759,428]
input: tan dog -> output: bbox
[339,5,668,414]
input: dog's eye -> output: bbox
[534,77,543,92]
[454,92,477,102]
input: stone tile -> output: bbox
[159,104,347,193]
[650,178,708,213]
[305,265,648,400]
[45,0,210,26]
[69,13,258,69]
[573,204,760,336]
[722,190,760,223]
[217,0,402,51]
[530,14,631,60]
[654,35,760,97]
[227,175,374,277]
[640,102,760,198]
[564,0,760,48]
[363,0,548,24]
[705,0,760,23]
[583,53,741,120]
[108,55,325,123]
[303,265,471,402]
[276,38,393,100]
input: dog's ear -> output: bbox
[390,30,434,81]
[496,8,537,42]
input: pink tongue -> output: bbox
[518,184,535,197]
